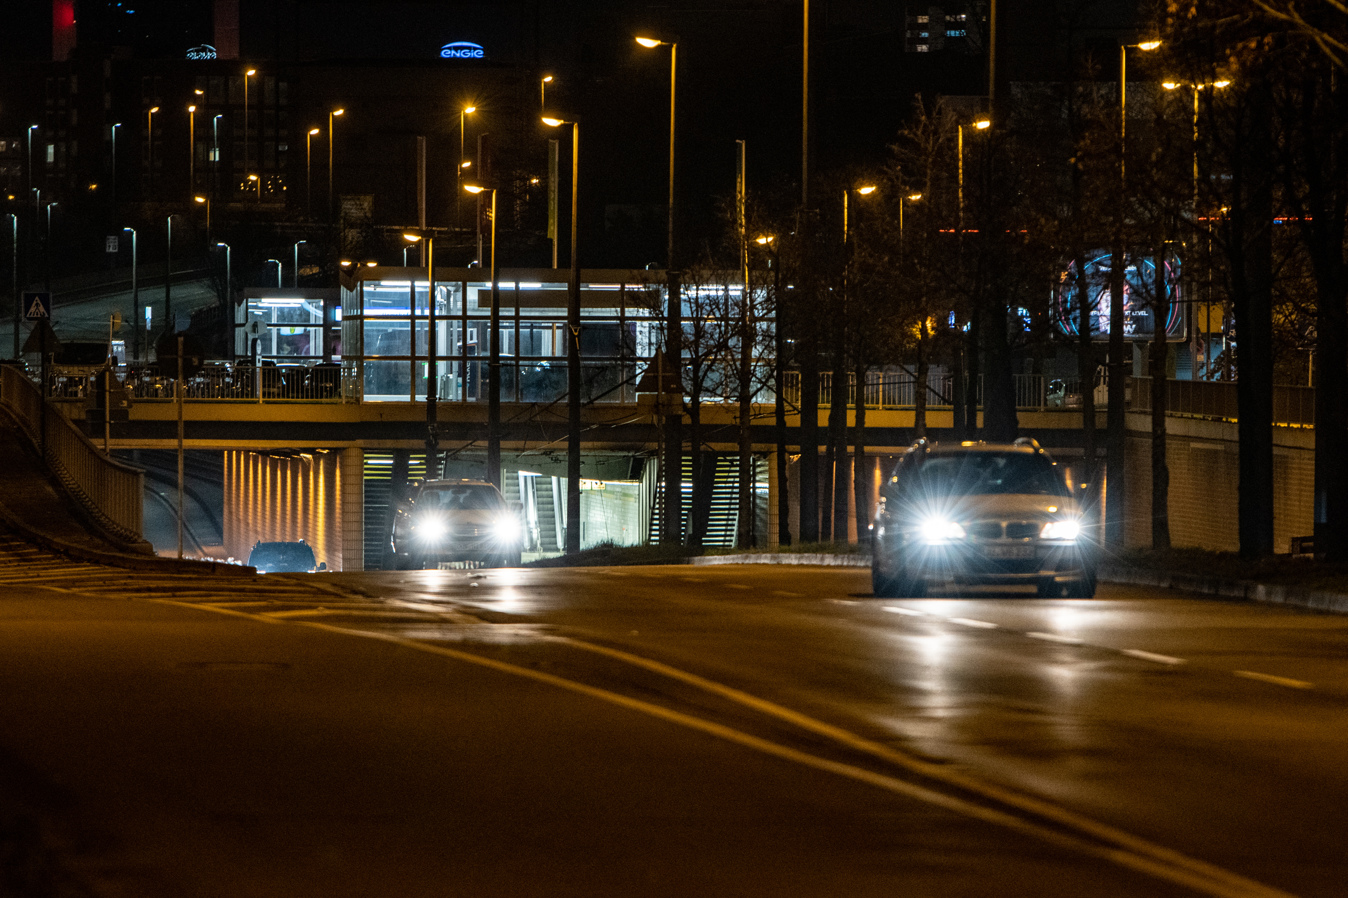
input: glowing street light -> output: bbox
[306,127,320,216]
[540,75,553,110]
[457,105,477,228]
[328,107,345,219]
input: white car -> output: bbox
[871,439,1098,598]
[390,479,524,569]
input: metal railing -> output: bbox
[0,365,144,542]
[788,371,1108,412]
[50,361,358,404]
[1130,377,1315,427]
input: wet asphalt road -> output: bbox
[0,556,1345,897]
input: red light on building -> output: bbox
[52,0,76,61]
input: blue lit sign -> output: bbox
[186,44,217,60]
[1053,250,1185,342]
[440,41,485,59]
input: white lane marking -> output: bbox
[1027,631,1082,645]
[1234,670,1314,690]
[883,606,925,616]
[773,591,803,597]
[284,618,1296,898]
[1122,649,1186,666]
[948,617,998,629]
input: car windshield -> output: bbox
[903,452,1070,498]
[249,543,317,572]
[417,485,503,511]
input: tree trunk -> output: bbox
[914,335,929,440]
[831,366,849,543]
[1074,249,1097,489]
[799,352,820,543]
[1105,241,1128,549]
[982,292,1018,442]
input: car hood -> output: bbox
[914,493,1081,521]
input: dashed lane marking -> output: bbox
[883,606,926,616]
[1234,670,1314,690]
[1027,631,1083,645]
[948,617,999,629]
[1123,649,1186,666]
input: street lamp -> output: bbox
[293,240,306,288]
[243,68,256,177]
[636,35,682,546]
[248,172,261,200]
[9,214,18,360]
[457,105,477,229]
[899,192,922,261]
[957,118,990,240]
[328,107,344,219]
[146,106,159,193]
[26,125,38,211]
[212,114,222,197]
[43,202,57,292]
[305,127,320,217]
[465,183,501,486]
[216,242,231,312]
[403,229,441,472]
[123,227,137,361]
[542,115,582,555]
[110,122,121,208]
[193,194,210,243]
[187,103,197,195]
[540,75,553,110]
[266,259,282,287]
[165,213,176,336]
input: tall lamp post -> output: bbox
[465,183,501,487]
[305,127,320,217]
[243,69,255,179]
[212,114,222,197]
[193,194,210,244]
[956,117,990,438]
[123,227,137,361]
[1106,38,1161,547]
[146,106,159,194]
[328,107,344,219]
[266,259,282,287]
[293,240,306,287]
[26,125,38,212]
[456,106,477,230]
[165,214,175,335]
[110,123,121,209]
[216,242,231,356]
[187,103,197,195]
[540,75,553,110]
[43,202,57,293]
[403,230,442,474]
[543,115,581,555]
[11,214,20,360]
[636,35,683,547]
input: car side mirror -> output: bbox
[317,562,328,572]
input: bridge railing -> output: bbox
[0,364,144,542]
[1130,377,1315,427]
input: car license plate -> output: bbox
[984,544,1035,559]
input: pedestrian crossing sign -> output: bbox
[23,291,51,321]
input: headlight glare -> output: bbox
[1041,519,1082,541]
[415,516,447,542]
[919,518,966,543]
[491,517,521,544]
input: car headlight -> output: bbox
[415,516,447,542]
[918,518,966,543]
[1040,519,1082,541]
[491,517,521,544]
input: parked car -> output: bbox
[870,438,1097,598]
[248,540,327,573]
[390,479,524,569]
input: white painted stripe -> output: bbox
[1234,670,1313,690]
[949,617,999,629]
[773,591,803,597]
[1027,631,1082,645]
[883,606,925,616]
[1122,649,1186,666]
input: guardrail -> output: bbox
[49,361,358,404]
[790,371,1108,412]
[0,365,144,543]
[1129,377,1315,427]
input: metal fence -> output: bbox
[50,360,359,403]
[1130,377,1315,427]
[792,371,1102,412]
[0,365,144,542]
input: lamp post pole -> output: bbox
[187,103,196,195]
[212,114,222,197]
[457,106,476,231]
[165,214,174,335]
[124,228,137,361]
[10,214,19,360]
[194,194,210,244]
[146,106,159,194]
[636,36,683,547]
[243,69,255,180]
[26,125,37,213]
[544,117,581,554]
[306,128,319,217]
[540,75,552,111]
[328,108,344,220]
[43,202,56,293]
[267,259,282,287]
[467,184,501,486]
[110,123,120,209]
[216,242,231,358]
[293,240,306,288]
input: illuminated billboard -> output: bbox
[1052,250,1185,342]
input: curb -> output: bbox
[690,553,870,567]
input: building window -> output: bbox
[46,144,55,164]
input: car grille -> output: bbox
[967,521,1041,540]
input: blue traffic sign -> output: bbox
[23,291,51,321]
